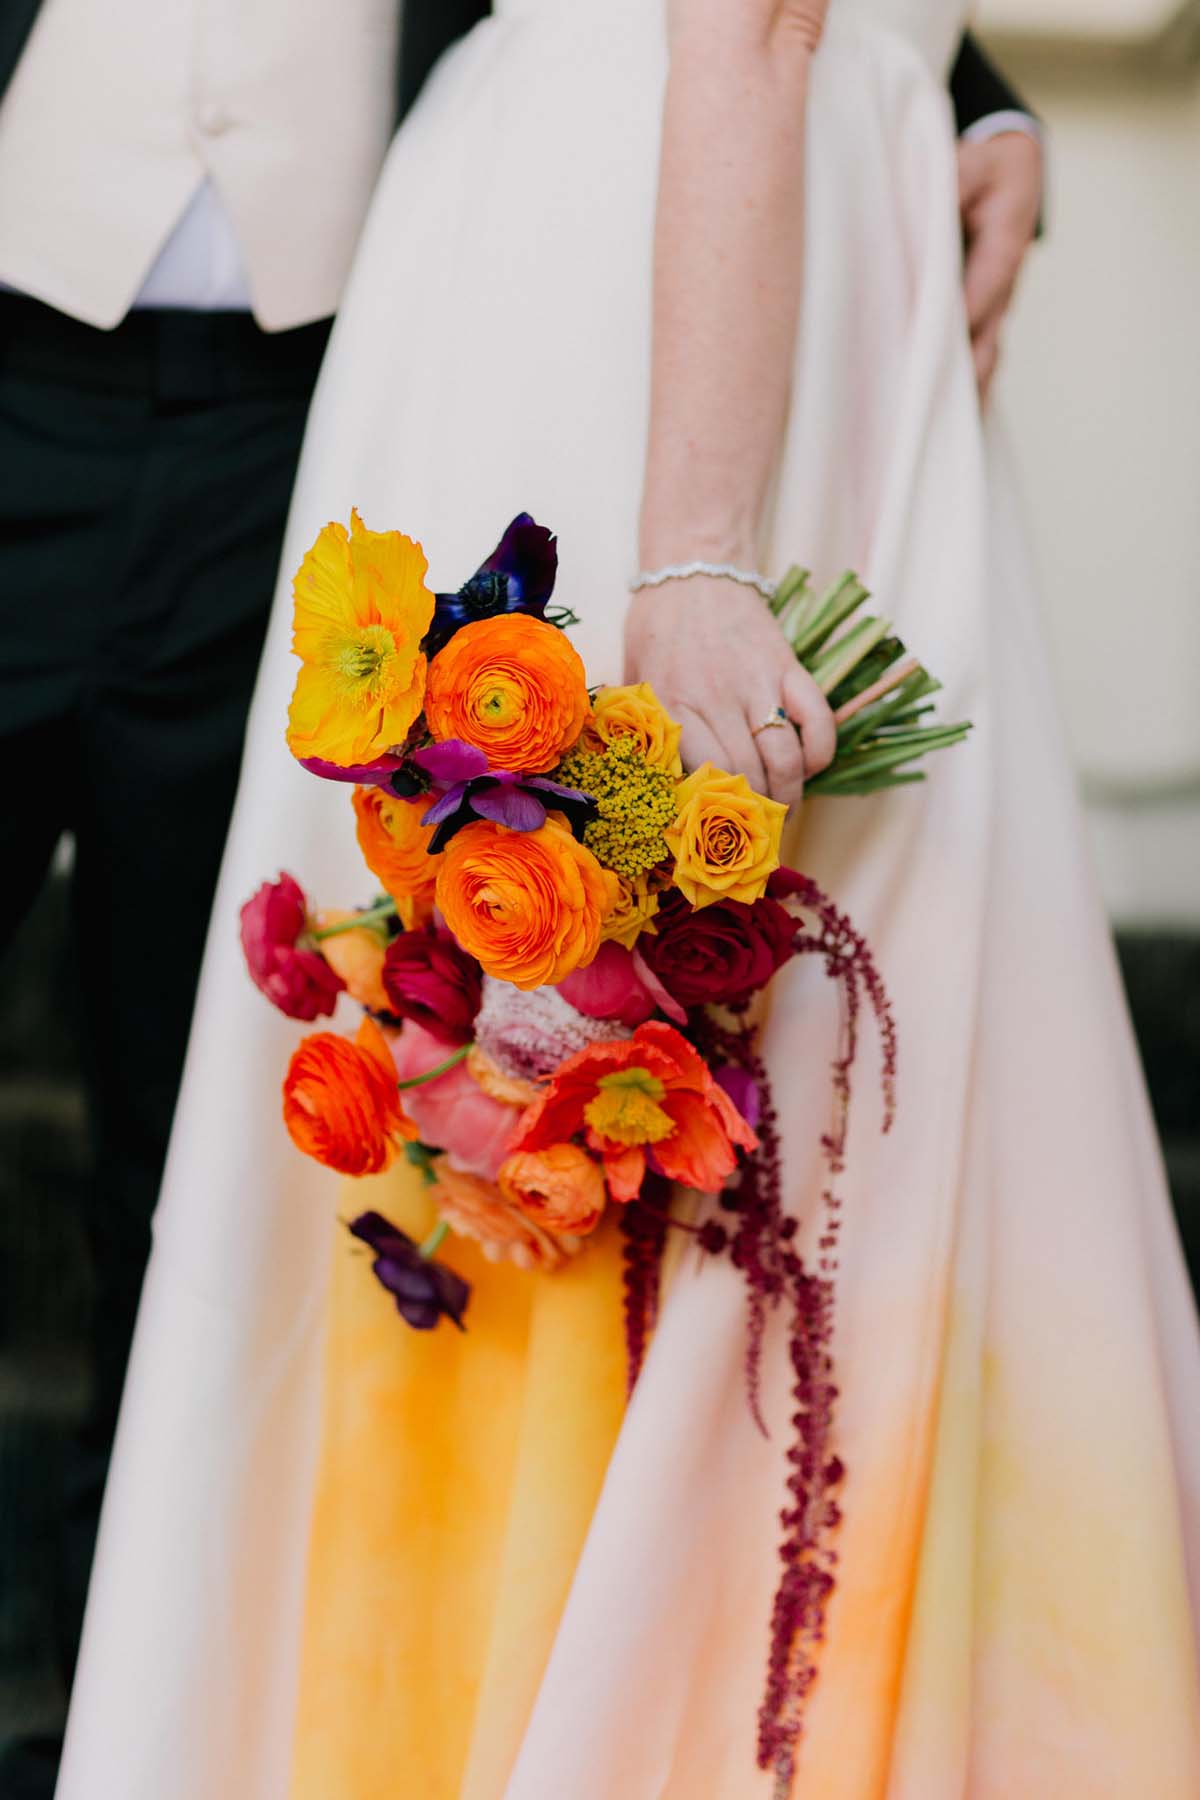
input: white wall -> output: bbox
[977,8,1200,924]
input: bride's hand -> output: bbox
[623,578,836,810]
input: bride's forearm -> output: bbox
[639,2,820,569]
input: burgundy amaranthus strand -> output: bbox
[618,1182,670,1393]
[662,875,895,1792]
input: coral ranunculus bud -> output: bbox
[283,1017,415,1175]
[498,1144,608,1238]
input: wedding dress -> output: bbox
[59,1,1200,1795]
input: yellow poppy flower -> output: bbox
[286,510,435,768]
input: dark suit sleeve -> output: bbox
[0,0,42,110]
[949,33,1035,136]
[397,0,491,123]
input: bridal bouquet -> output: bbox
[241,510,960,1777]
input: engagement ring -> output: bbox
[751,706,790,737]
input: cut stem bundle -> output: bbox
[768,565,972,796]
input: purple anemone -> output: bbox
[411,740,596,852]
[424,514,562,658]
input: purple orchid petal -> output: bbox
[298,754,406,786]
[420,784,469,827]
[411,740,490,785]
[471,785,548,832]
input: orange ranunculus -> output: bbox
[664,762,787,909]
[587,683,683,776]
[508,1020,758,1202]
[435,815,618,991]
[429,1160,574,1271]
[498,1144,607,1238]
[316,912,390,1013]
[423,613,590,772]
[352,785,439,929]
[286,511,435,768]
[283,1016,416,1175]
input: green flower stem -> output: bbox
[769,563,811,620]
[789,573,870,659]
[765,557,973,795]
[809,615,893,696]
[832,655,921,726]
[396,1043,472,1091]
[837,680,940,752]
[419,1219,449,1260]
[312,900,397,942]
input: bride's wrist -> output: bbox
[637,524,761,577]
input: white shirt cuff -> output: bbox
[961,109,1044,148]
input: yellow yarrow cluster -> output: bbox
[557,735,678,884]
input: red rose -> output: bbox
[637,888,796,1009]
[382,924,482,1045]
[240,873,344,1021]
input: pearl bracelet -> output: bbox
[630,561,777,602]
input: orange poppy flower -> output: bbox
[507,1020,758,1202]
[352,785,439,929]
[282,1016,416,1175]
[423,613,590,772]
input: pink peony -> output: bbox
[390,1019,524,1181]
[556,941,656,1027]
[240,873,343,1021]
[382,924,482,1045]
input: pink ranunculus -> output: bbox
[240,873,344,1021]
[391,1020,524,1181]
[556,940,656,1027]
[382,924,482,1045]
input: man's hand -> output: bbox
[958,130,1043,405]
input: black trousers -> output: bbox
[0,294,329,1798]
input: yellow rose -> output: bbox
[663,763,786,909]
[599,872,662,950]
[587,683,683,776]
